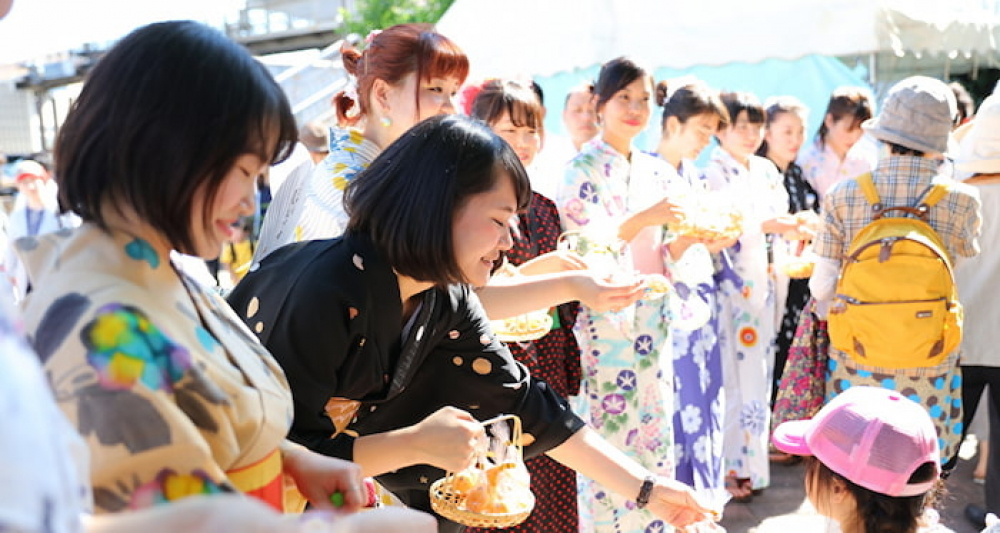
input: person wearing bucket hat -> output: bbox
[862,76,959,157]
[946,94,1000,528]
[772,386,949,533]
[807,75,982,466]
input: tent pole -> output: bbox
[869,52,876,86]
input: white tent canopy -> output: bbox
[437,0,999,81]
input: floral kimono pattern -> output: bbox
[702,147,788,490]
[556,139,675,533]
[663,160,726,500]
[17,225,294,513]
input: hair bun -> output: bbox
[655,80,670,107]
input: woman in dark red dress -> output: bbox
[469,79,583,532]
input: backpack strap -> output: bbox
[856,173,882,212]
[900,177,952,221]
[861,172,952,222]
[918,178,951,209]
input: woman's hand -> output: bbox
[408,406,485,473]
[794,210,821,234]
[667,234,738,258]
[282,443,365,512]
[645,477,721,530]
[568,273,646,313]
[702,234,739,254]
[517,250,589,276]
[619,199,685,242]
[644,198,685,227]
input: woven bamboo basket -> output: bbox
[429,415,534,528]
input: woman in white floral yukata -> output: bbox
[702,91,809,502]
[555,56,691,533]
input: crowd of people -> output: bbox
[0,14,997,533]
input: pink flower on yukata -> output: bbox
[639,417,664,451]
[129,469,224,509]
[601,393,627,415]
[564,198,590,226]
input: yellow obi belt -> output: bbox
[227,448,284,511]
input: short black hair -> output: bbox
[719,91,766,128]
[55,20,297,254]
[593,56,652,112]
[344,114,532,286]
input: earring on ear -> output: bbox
[380,116,392,128]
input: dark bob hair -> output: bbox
[344,114,532,286]
[55,20,297,255]
[656,80,730,129]
[593,56,652,112]
[719,91,766,129]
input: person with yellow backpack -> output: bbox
[808,76,982,464]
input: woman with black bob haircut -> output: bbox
[17,20,436,531]
[229,114,718,532]
[344,109,531,285]
[56,21,297,254]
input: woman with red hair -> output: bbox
[255,23,469,258]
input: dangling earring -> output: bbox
[380,116,392,128]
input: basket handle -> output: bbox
[442,414,524,480]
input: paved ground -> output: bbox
[717,438,985,533]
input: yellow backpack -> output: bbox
[827,173,962,369]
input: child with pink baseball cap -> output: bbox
[772,386,952,533]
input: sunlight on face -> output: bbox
[491,112,541,167]
[188,153,261,259]
[451,173,517,287]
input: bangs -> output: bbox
[239,61,298,166]
[251,107,298,166]
[418,30,470,84]
[506,98,544,130]
[744,105,766,124]
[722,91,765,126]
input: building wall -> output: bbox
[0,80,39,155]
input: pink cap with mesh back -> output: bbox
[772,386,940,497]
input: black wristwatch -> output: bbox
[635,475,656,509]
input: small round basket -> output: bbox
[429,415,535,528]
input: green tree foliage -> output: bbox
[339,0,456,41]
